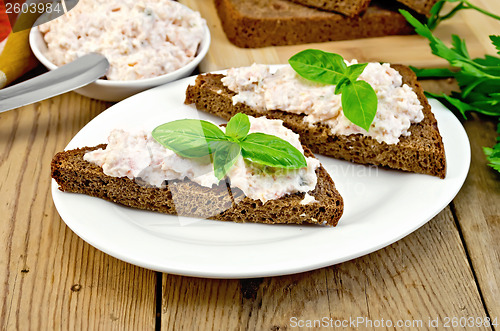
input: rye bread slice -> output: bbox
[214,0,413,48]
[396,0,439,16]
[52,144,344,226]
[286,0,371,17]
[185,65,446,178]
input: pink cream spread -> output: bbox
[39,0,206,81]
[84,116,320,204]
[221,63,424,145]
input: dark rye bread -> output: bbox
[185,65,446,178]
[286,0,371,17]
[396,0,439,16]
[51,145,344,226]
[214,0,414,48]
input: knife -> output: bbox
[0,53,109,113]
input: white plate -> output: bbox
[51,75,470,278]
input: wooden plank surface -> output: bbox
[451,115,500,321]
[161,208,489,330]
[0,94,157,330]
[2,0,499,327]
[180,0,500,71]
[160,78,497,329]
[422,75,500,324]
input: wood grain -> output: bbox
[451,115,500,321]
[0,93,157,330]
[161,208,488,330]
[420,79,500,321]
[180,0,500,72]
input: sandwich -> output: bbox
[185,51,446,178]
[51,114,344,226]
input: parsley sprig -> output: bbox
[427,0,500,30]
[288,49,378,131]
[151,113,307,180]
[400,6,500,173]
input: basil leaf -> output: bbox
[341,80,378,132]
[225,113,250,140]
[289,49,347,85]
[152,119,226,158]
[334,77,350,95]
[153,114,309,176]
[288,50,379,130]
[345,63,368,81]
[212,141,241,180]
[240,133,307,169]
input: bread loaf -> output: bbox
[214,0,414,48]
[286,0,371,17]
[396,0,440,16]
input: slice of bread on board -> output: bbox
[396,0,440,16]
[185,64,446,178]
[214,0,413,48]
[52,144,344,226]
[286,0,371,17]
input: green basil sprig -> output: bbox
[152,113,307,180]
[289,49,378,131]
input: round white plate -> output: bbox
[51,74,470,278]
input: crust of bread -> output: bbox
[51,144,344,226]
[214,0,414,48]
[286,0,371,17]
[396,0,440,16]
[185,65,446,178]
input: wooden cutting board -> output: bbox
[180,0,500,72]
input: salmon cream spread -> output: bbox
[39,0,206,81]
[84,116,320,204]
[221,63,424,145]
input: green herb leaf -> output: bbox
[410,66,456,78]
[240,133,307,169]
[289,49,347,85]
[334,77,350,95]
[345,63,368,81]
[427,1,500,30]
[341,80,378,131]
[484,143,500,172]
[212,141,241,180]
[288,50,378,131]
[225,113,250,140]
[152,119,226,158]
[490,35,500,54]
[451,34,471,58]
[402,7,500,174]
[153,114,309,179]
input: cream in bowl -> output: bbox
[30,0,210,101]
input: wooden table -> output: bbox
[2,1,500,329]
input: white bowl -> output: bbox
[29,13,210,102]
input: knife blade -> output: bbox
[0,53,109,113]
